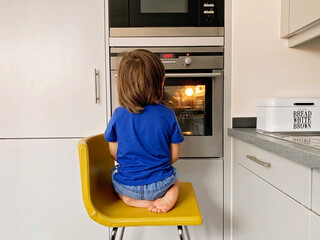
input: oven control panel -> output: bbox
[155,49,223,70]
[110,47,224,70]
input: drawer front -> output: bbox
[234,139,311,207]
[312,169,320,214]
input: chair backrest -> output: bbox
[78,134,115,220]
[78,134,203,228]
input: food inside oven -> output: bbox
[162,85,206,136]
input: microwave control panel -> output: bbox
[200,0,217,25]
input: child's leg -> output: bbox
[118,193,154,208]
[148,179,179,213]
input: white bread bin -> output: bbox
[257,98,320,132]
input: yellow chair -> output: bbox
[78,134,202,240]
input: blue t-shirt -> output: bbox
[104,104,184,186]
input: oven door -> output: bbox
[129,0,199,27]
[163,70,223,157]
[110,70,223,158]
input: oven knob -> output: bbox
[184,57,192,65]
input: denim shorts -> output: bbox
[111,166,177,201]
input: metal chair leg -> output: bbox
[184,226,191,240]
[177,226,185,240]
[110,227,118,240]
[112,226,189,240]
[119,227,125,240]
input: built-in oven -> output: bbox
[110,47,223,157]
[109,0,224,37]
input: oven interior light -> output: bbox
[185,88,194,96]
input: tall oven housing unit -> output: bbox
[110,47,223,158]
[107,0,225,239]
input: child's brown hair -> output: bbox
[117,49,165,113]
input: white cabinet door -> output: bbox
[312,169,320,215]
[290,0,320,33]
[237,164,309,240]
[0,0,106,138]
[310,211,320,240]
[176,159,223,240]
[120,160,224,240]
[0,139,106,240]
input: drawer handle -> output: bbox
[246,155,271,168]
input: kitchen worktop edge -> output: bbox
[228,128,320,170]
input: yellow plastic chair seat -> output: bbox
[89,182,201,227]
[78,134,202,229]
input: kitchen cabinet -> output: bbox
[0,0,107,138]
[0,139,106,240]
[0,1,109,239]
[289,0,320,33]
[237,164,309,240]
[176,159,223,240]
[310,211,320,240]
[234,138,311,240]
[234,139,311,208]
[281,0,320,47]
[121,159,224,240]
[312,169,320,215]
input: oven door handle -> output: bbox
[165,73,221,78]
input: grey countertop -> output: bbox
[228,128,320,170]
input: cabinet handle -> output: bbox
[246,155,271,168]
[94,68,100,104]
[165,73,221,78]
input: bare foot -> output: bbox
[118,194,154,209]
[149,180,179,213]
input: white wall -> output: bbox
[232,0,320,117]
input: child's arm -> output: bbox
[170,143,180,165]
[109,141,118,160]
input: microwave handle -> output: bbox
[165,73,221,78]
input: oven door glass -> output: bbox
[130,0,198,27]
[162,75,212,136]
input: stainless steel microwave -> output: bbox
[109,0,224,37]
